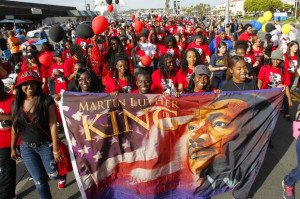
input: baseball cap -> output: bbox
[194,65,211,77]
[15,70,43,87]
[53,50,62,57]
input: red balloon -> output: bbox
[92,16,109,35]
[131,14,135,20]
[155,14,158,19]
[39,54,53,67]
[167,13,169,17]
[156,17,162,22]
[134,20,143,33]
[107,5,114,12]
[141,55,152,67]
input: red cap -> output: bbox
[15,70,43,87]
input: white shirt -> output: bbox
[136,42,156,67]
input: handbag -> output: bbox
[23,109,73,176]
[293,110,300,139]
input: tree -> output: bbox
[244,0,284,12]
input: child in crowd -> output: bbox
[209,41,229,89]
[50,51,68,95]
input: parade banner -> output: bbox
[59,89,284,199]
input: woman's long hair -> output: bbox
[217,41,229,67]
[74,67,103,93]
[12,82,49,131]
[25,54,42,71]
[158,54,176,81]
[164,35,177,48]
[70,44,84,60]
[287,41,300,69]
[114,54,135,92]
[180,48,202,74]
[106,37,127,71]
[185,73,212,93]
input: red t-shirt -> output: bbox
[106,77,134,94]
[62,49,71,61]
[257,65,291,89]
[159,46,180,59]
[75,38,91,53]
[151,69,177,94]
[64,57,78,78]
[252,48,264,68]
[50,63,68,95]
[244,54,256,65]
[186,42,211,64]
[284,54,298,79]
[124,43,133,58]
[238,32,253,42]
[0,93,20,148]
[177,67,194,89]
[166,26,176,34]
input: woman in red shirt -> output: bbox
[174,33,187,54]
[151,54,178,94]
[0,79,20,199]
[62,40,72,61]
[177,48,202,92]
[22,50,49,94]
[252,36,264,76]
[257,49,292,119]
[106,54,136,96]
[149,32,163,70]
[159,35,181,66]
[285,41,300,81]
[103,37,128,87]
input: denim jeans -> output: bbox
[284,137,300,186]
[0,147,16,199]
[213,76,226,89]
[20,142,58,199]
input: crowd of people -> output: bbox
[0,15,299,199]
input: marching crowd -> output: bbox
[0,15,299,199]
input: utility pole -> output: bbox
[296,0,298,19]
[225,0,230,25]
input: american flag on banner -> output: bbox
[60,89,283,199]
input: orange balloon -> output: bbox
[131,14,135,20]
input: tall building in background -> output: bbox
[94,0,126,15]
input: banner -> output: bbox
[60,89,284,199]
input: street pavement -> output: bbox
[15,95,300,199]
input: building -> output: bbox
[94,0,126,16]
[212,0,246,16]
[0,1,98,25]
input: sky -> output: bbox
[8,0,293,10]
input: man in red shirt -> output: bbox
[238,24,253,43]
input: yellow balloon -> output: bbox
[262,23,267,32]
[258,17,265,24]
[263,11,272,22]
[282,24,291,34]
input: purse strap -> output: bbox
[23,108,53,141]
